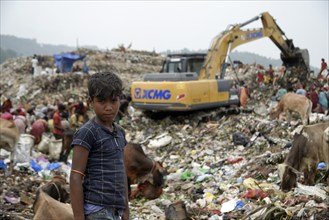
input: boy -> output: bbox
[70,72,129,220]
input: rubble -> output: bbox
[0,48,328,219]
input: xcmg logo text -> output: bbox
[134,88,171,100]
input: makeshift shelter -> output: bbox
[54,53,86,73]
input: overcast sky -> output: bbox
[1,1,328,68]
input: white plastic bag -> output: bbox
[15,134,35,163]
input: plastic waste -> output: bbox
[317,162,326,170]
[148,135,173,148]
[237,177,244,183]
[196,198,207,208]
[15,162,30,173]
[232,132,249,146]
[48,139,62,160]
[242,189,268,199]
[296,183,327,200]
[0,160,7,169]
[37,134,51,153]
[204,192,215,203]
[196,174,213,182]
[36,155,49,163]
[234,200,245,210]
[47,162,61,171]
[16,134,35,163]
[180,170,193,181]
[226,157,244,164]
[220,199,239,213]
[4,194,20,204]
[209,215,221,220]
[30,159,43,172]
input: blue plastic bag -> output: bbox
[0,160,7,170]
[317,162,326,170]
[30,159,42,172]
[235,200,245,210]
[47,162,61,171]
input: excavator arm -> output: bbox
[199,12,309,80]
[261,12,309,72]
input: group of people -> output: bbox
[0,96,90,144]
[271,80,329,115]
[257,64,286,86]
[269,58,329,114]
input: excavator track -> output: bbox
[143,106,253,121]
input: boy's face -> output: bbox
[90,96,120,124]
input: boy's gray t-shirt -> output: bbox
[71,118,127,210]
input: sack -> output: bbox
[15,134,34,163]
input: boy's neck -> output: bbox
[94,117,114,132]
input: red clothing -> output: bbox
[30,119,48,144]
[72,102,86,115]
[309,90,319,110]
[52,111,63,137]
[239,86,249,108]
[257,72,264,83]
[321,61,327,71]
[1,99,12,113]
[17,108,26,117]
[1,112,13,120]
[14,115,27,134]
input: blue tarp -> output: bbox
[54,53,86,73]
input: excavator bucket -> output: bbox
[280,48,309,71]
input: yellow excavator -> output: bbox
[130,11,309,112]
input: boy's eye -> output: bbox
[111,97,119,102]
[96,98,105,103]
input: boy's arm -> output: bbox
[70,145,89,220]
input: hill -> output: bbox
[0,35,98,60]
[0,35,318,72]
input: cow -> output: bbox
[0,118,20,171]
[124,143,166,200]
[269,93,312,126]
[33,175,72,220]
[278,122,329,191]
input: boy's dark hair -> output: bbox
[88,72,123,99]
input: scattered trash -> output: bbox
[30,159,43,172]
[220,199,240,213]
[0,160,7,169]
[295,183,328,200]
[46,162,61,171]
[1,49,328,219]
[16,134,35,163]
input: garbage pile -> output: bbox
[0,48,328,220]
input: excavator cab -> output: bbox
[160,53,206,76]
